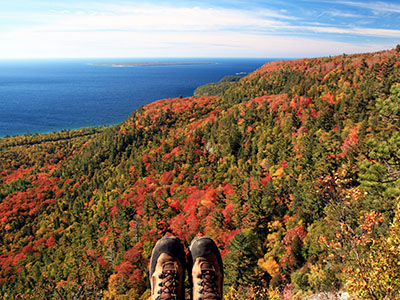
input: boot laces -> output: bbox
[156,269,180,300]
[197,269,221,300]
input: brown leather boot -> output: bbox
[190,237,223,300]
[150,236,186,300]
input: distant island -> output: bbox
[88,61,216,67]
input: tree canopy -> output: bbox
[1,47,400,299]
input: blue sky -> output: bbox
[1,0,399,58]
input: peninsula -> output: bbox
[88,61,216,67]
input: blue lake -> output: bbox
[0,58,271,137]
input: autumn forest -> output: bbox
[1,47,400,299]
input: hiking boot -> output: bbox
[189,237,223,300]
[150,236,186,300]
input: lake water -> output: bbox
[0,58,270,137]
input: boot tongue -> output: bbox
[201,261,214,271]
[163,261,176,271]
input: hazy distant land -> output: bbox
[88,62,216,67]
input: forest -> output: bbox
[1,46,399,299]
[194,75,242,97]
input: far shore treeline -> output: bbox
[88,61,216,67]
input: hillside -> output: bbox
[194,75,242,96]
[1,47,400,299]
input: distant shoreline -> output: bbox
[0,58,268,137]
[88,62,216,67]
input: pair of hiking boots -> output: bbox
[150,236,223,300]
